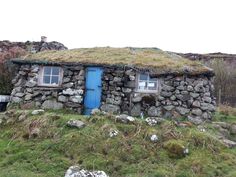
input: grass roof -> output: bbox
[21,47,213,75]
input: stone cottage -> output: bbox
[10,47,216,123]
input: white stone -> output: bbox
[32,109,45,115]
[150,134,159,142]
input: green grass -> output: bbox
[20,47,212,75]
[0,110,236,177]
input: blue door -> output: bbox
[84,67,103,115]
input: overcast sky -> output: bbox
[0,0,236,53]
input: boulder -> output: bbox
[65,166,108,177]
[67,120,86,129]
[42,100,63,110]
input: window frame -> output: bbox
[136,73,159,93]
[38,66,63,87]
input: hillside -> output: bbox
[0,108,236,177]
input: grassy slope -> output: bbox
[0,110,236,177]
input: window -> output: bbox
[39,66,63,86]
[137,73,158,92]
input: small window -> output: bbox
[137,73,158,92]
[39,66,63,86]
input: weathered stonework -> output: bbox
[10,64,85,113]
[10,64,216,124]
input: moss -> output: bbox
[21,47,212,75]
[163,139,186,158]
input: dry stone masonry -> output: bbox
[10,64,216,124]
[11,64,85,113]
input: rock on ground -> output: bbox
[65,166,108,177]
[67,120,86,129]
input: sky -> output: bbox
[0,0,236,53]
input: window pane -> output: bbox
[43,76,51,84]
[44,67,51,75]
[138,81,147,90]
[148,82,157,90]
[52,67,60,75]
[51,76,59,85]
[139,74,148,80]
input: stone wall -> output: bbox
[10,64,216,124]
[100,67,216,124]
[10,64,85,113]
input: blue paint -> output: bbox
[84,67,103,115]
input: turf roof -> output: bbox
[20,47,213,75]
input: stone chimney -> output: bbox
[41,36,47,42]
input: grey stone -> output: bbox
[116,114,135,123]
[42,100,63,110]
[63,88,83,96]
[187,85,194,91]
[192,100,200,108]
[25,79,37,87]
[221,139,236,148]
[58,95,68,102]
[122,88,132,93]
[202,96,212,103]
[194,84,205,93]
[131,104,141,117]
[67,120,86,129]
[162,85,175,92]
[63,82,74,88]
[11,97,22,103]
[64,166,108,177]
[124,81,136,88]
[187,115,203,125]
[100,104,120,114]
[15,92,25,97]
[25,94,33,101]
[176,107,190,115]
[161,91,172,97]
[32,109,45,115]
[147,106,162,117]
[163,105,174,111]
[132,95,142,103]
[176,85,185,91]
[170,95,176,101]
[69,96,83,103]
[192,108,202,116]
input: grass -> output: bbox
[0,109,236,177]
[21,47,212,75]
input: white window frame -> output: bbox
[38,66,63,87]
[136,73,159,93]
